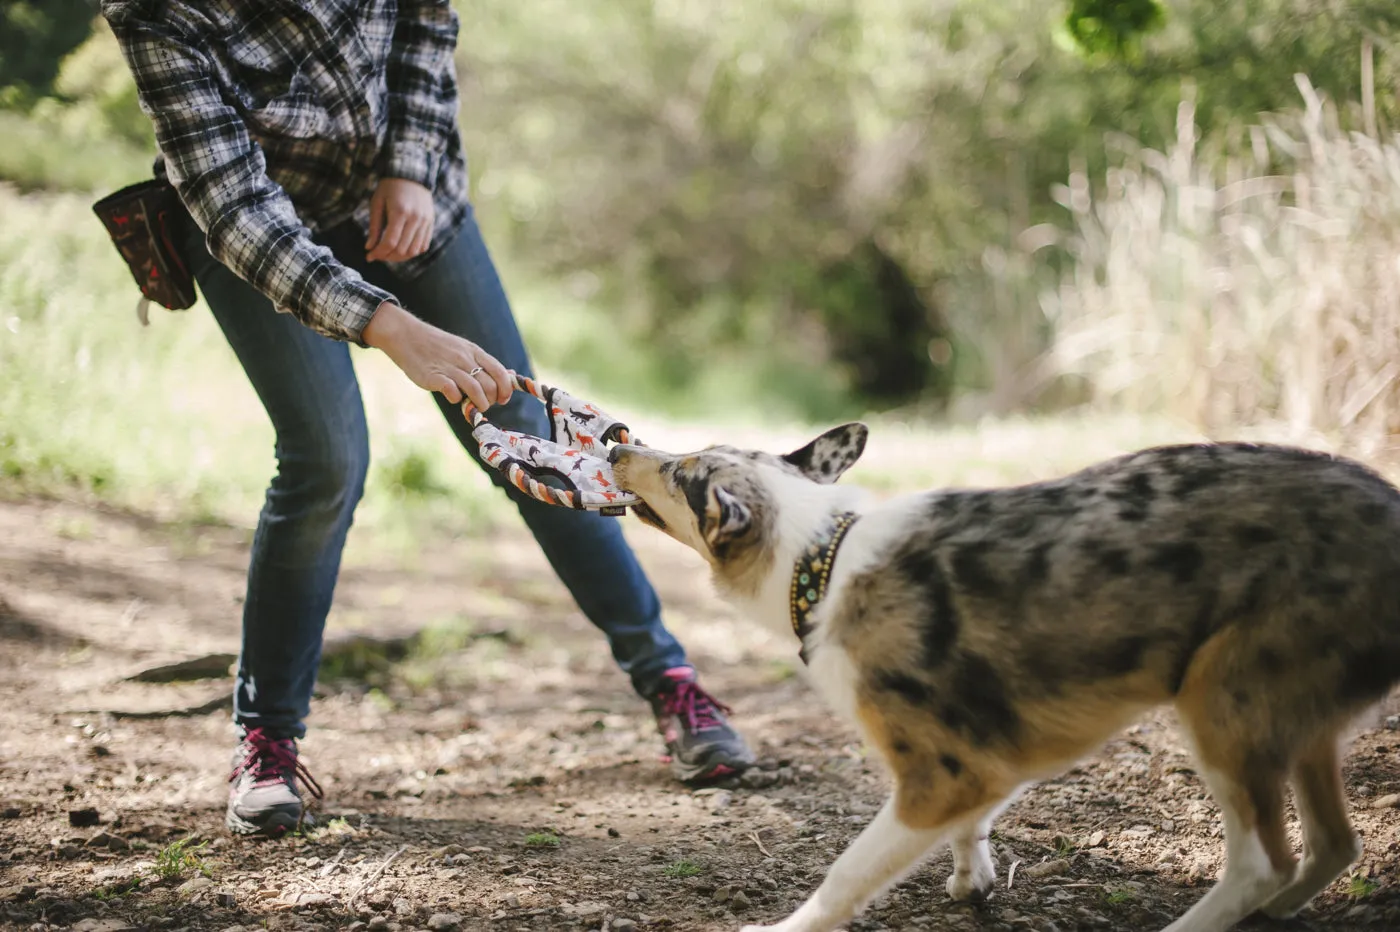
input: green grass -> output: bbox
[662,859,705,878]
[523,832,560,848]
[1346,874,1379,899]
[0,110,151,193]
[152,837,210,882]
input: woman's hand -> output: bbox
[366,178,436,264]
[362,301,513,411]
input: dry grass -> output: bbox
[1047,75,1400,461]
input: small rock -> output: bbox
[739,770,780,789]
[177,877,214,897]
[289,892,336,908]
[607,827,621,838]
[712,885,732,903]
[708,791,733,813]
[504,893,520,908]
[393,896,414,916]
[347,924,367,932]
[215,890,237,908]
[367,918,391,932]
[1155,850,1178,865]
[613,920,637,931]
[626,891,640,902]
[86,832,126,851]
[431,845,465,860]
[1372,794,1400,810]
[731,890,751,909]
[1,807,21,819]
[1023,859,1070,880]
[426,912,461,931]
[56,844,84,860]
[71,921,137,932]
[68,808,102,828]
[1086,830,1106,848]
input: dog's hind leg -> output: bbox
[1162,681,1297,932]
[945,822,996,902]
[1260,735,1362,919]
[946,793,1017,902]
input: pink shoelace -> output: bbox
[658,674,733,734]
[230,728,324,799]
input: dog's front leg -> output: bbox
[739,797,944,932]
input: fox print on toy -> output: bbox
[610,427,1400,932]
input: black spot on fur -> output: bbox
[939,753,964,777]
[1149,541,1204,584]
[951,541,1001,599]
[1338,644,1400,704]
[1169,589,1219,693]
[1357,501,1388,526]
[896,549,960,664]
[1023,542,1053,584]
[1097,547,1130,576]
[1106,471,1155,522]
[1096,634,1151,678]
[1233,524,1279,546]
[679,472,710,527]
[877,670,937,707]
[1170,463,1225,500]
[942,653,1020,746]
[1233,572,1269,617]
[1257,646,1284,675]
[1002,513,1039,538]
[892,739,912,755]
[1304,510,1337,546]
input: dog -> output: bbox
[609,425,1400,932]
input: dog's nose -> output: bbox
[608,445,630,466]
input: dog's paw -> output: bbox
[946,850,997,902]
[946,869,995,902]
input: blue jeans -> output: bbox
[178,207,688,738]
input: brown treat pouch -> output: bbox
[92,178,197,324]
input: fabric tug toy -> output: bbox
[461,373,641,516]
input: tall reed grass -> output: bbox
[1047,76,1400,460]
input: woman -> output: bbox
[102,0,753,837]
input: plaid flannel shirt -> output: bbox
[102,0,470,343]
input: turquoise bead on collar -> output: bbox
[789,511,860,664]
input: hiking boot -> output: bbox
[649,667,755,784]
[226,727,323,837]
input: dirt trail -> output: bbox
[3,494,1400,932]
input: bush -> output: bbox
[1047,76,1400,456]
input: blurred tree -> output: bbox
[0,1,100,103]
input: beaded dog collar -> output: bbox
[789,511,860,663]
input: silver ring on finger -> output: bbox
[468,366,485,376]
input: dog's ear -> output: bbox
[782,422,868,484]
[702,484,753,555]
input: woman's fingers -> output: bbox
[367,210,411,263]
[452,365,491,413]
[430,373,463,405]
[486,358,514,404]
